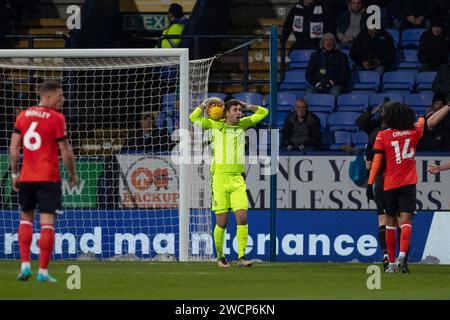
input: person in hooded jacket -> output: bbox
[305,33,351,97]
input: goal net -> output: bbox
[0,49,215,262]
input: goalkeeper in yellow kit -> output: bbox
[189,98,269,267]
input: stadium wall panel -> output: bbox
[1,210,449,264]
[1,154,449,210]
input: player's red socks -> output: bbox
[385,226,396,263]
[400,222,412,256]
[18,220,33,263]
[39,224,55,269]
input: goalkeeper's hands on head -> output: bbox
[241,101,251,111]
[238,100,258,112]
[201,97,224,109]
[199,98,211,110]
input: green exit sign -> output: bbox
[123,14,169,31]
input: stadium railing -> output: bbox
[160,34,272,92]
[4,34,68,49]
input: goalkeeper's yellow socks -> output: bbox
[237,224,249,258]
[214,225,226,259]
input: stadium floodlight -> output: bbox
[0,49,215,262]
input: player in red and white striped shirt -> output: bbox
[367,102,424,273]
[10,81,77,282]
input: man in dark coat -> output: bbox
[350,26,396,74]
[281,98,321,151]
[418,18,449,72]
[306,33,351,97]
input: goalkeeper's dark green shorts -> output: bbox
[211,174,248,214]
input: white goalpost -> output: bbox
[0,49,215,262]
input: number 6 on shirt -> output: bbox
[23,121,42,151]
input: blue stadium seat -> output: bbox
[386,28,400,48]
[404,93,433,115]
[382,71,415,92]
[369,93,404,106]
[208,92,227,100]
[352,131,368,149]
[315,112,329,132]
[276,92,296,111]
[329,112,361,132]
[290,91,306,99]
[280,70,308,90]
[160,93,177,118]
[349,71,381,91]
[341,49,354,69]
[417,72,437,92]
[401,28,426,48]
[337,93,369,112]
[330,131,352,150]
[264,91,305,107]
[162,92,176,104]
[289,50,314,69]
[304,94,335,113]
[321,131,331,148]
[397,50,420,69]
[277,110,291,128]
[233,92,263,106]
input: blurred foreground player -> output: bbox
[366,102,424,273]
[364,107,389,271]
[10,81,77,282]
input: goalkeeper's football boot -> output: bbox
[217,257,231,268]
[17,267,31,281]
[397,256,410,274]
[382,254,389,272]
[36,273,58,283]
[236,256,253,267]
[385,263,398,273]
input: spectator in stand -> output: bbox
[432,59,450,102]
[281,0,332,51]
[432,1,450,36]
[425,92,447,117]
[391,0,434,30]
[426,97,450,151]
[306,33,350,97]
[337,0,367,49]
[320,0,349,36]
[418,18,449,72]
[124,112,171,153]
[355,97,388,135]
[350,25,396,75]
[160,3,189,48]
[281,98,321,151]
[418,93,448,150]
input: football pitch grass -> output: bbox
[1,261,450,300]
